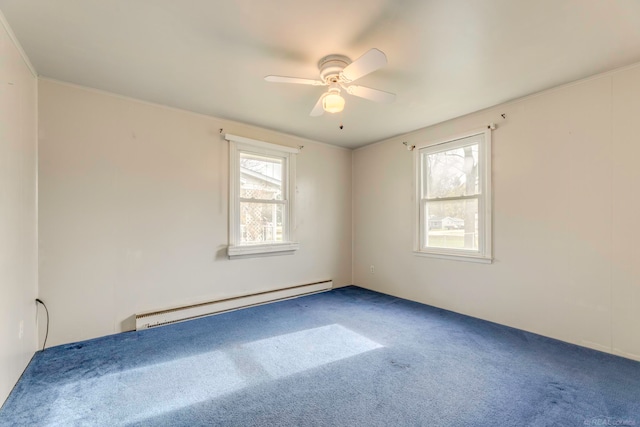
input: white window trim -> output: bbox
[226,134,299,259]
[413,127,492,263]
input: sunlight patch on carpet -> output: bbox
[50,324,382,425]
[51,350,246,425]
[243,324,384,378]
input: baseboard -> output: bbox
[135,280,332,330]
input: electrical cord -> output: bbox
[35,298,49,351]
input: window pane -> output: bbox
[240,202,284,244]
[424,199,478,251]
[423,143,478,199]
[240,152,283,201]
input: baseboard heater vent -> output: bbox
[135,280,332,330]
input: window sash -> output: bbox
[239,201,286,245]
[239,150,286,201]
[421,141,480,200]
[420,196,482,253]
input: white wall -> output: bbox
[353,64,640,361]
[0,16,38,405]
[38,79,352,347]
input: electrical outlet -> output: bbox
[370,265,375,274]
[18,320,24,340]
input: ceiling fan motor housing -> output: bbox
[318,55,351,83]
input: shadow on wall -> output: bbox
[120,315,136,332]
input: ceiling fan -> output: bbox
[265,48,396,116]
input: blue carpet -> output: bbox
[1,286,639,426]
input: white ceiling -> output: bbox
[2,0,640,148]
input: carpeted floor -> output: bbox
[1,286,639,426]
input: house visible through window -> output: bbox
[226,134,299,259]
[240,152,284,244]
[415,129,492,262]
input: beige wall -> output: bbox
[353,64,640,361]
[0,17,38,404]
[38,79,352,347]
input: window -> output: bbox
[415,128,492,262]
[226,134,299,259]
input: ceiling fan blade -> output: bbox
[340,48,387,82]
[310,94,325,116]
[345,85,396,103]
[265,75,325,86]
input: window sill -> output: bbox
[228,242,300,260]
[413,250,492,264]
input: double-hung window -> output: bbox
[226,134,299,259]
[415,128,492,262]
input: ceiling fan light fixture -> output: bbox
[265,48,393,117]
[322,93,345,113]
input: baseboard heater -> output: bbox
[135,280,333,330]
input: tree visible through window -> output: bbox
[416,129,492,261]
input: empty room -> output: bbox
[1,1,640,425]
